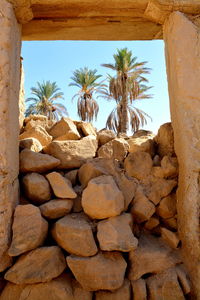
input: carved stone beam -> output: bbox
[6,0,33,24]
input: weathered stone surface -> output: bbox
[144,216,160,230]
[19,138,43,152]
[162,216,177,230]
[0,252,13,272]
[155,123,175,158]
[78,159,106,188]
[82,175,124,219]
[124,152,153,180]
[131,188,155,223]
[161,227,179,249]
[156,193,177,218]
[97,129,116,145]
[22,173,51,204]
[20,149,60,173]
[65,169,78,186]
[19,125,52,146]
[72,185,83,213]
[147,269,185,300]
[24,114,53,131]
[46,172,77,199]
[95,279,131,300]
[67,252,127,291]
[43,136,98,169]
[128,234,181,280]
[5,246,66,284]
[52,213,97,256]
[0,282,25,300]
[175,265,191,295]
[128,135,155,156]
[8,204,48,256]
[131,279,147,300]
[72,278,93,300]
[76,121,96,136]
[98,138,129,161]
[49,117,80,140]
[161,155,178,178]
[97,213,138,252]
[39,199,73,219]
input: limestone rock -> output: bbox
[97,213,138,252]
[19,138,43,152]
[95,279,131,300]
[52,213,97,257]
[156,193,177,218]
[0,282,25,300]
[0,252,13,272]
[67,252,127,291]
[82,175,124,219]
[131,188,155,223]
[19,125,52,147]
[175,265,191,295]
[72,186,83,213]
[46,172,77,199]
[20,149,60,173]
[72,278,93,300]
[5,246,66,284]
[144,216,160,230]
[155,122,175,157]
[22,173,51,204]
[128,234,181,280]
[124,152,153,180]
[24,114,53,131]
[8,205,48,256]
[43,136,98,169]
[131,279,147,300]
[128,135,155,156]
[161,156,178,178]
[49,117,80,140]
[65,169,78,186]
[162,217,177,230]
[98,138,129,161]
[161,227,179,249]
[97,129,116,145]
[39,199,73,219]
[78,159,106,188]
[76,121,96,136]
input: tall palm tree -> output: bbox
[101,48,152,134]
[25,81,68,121]
[69,67,106,122]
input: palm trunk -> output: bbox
[120,75,128,134]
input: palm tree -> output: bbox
[69,67,106,122]
[101,48,152,134]
[25,81,68,121]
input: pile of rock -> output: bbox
[0,116,191,299]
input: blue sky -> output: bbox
[22,40,170,134]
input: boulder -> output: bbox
[65,169,78,186]
[175,265,191,295]
[97,129,116,145]
[72,278,93,300]
[22,173,51,204]
[156,193,177,218]
[131,279,147,300]
[0,252,13,272]
[95,279,131,300]
[43,136,98,169]
[19,138,43,152]
[24,114,53,131]
[67,251,127,291]
[124,152,153,180]
[97,213,138,252]
[0,282,25,300]
[97,138,129,161]
[144,216,160,230]
[82,175,124,219]
[49,117,80,140]
[8,205,48,256]
[76,121,96,136]
[128,234,181,280]
[46,172,77,199]
[52,213,97,257]
[20,149,60,173]
[72,186,83,213]
[161,156,178,178]
[161,228,180,249]
[162,217,177,230]
[155,122,175,157]
[131,188,155,223]
[5,246,66,284]
[19,125,52,147]
[39,199,73,219]
[78,159,106,188]
[128,135,155,156]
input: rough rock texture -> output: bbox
[98,138,129,161]
[67,252,127,291]
[5,246,66,284]
[52,213,98,256]
[39,199,73,219]
[49,117,80,140]
[97,213,138,252]
[128,135,155,156]
[161,227,179,249]
[19,125,52,147]
[76,121,96,137]
[46,172,77,198]
[82,175,124,219]
[20,149,60,173]
[8,205,48,256]
[131,279,147,300]
[0,282,26,300]
[124,152,153,180]
[24,115,54,131]
[78,159,106,188]
[65,169,78,186]
[19,138,43,152]
[156,193,177,218]
[155,123,174,158]
[97,129,116,145]
[22,173,51,204]
[43,136,98,168]
[95,279,131,300]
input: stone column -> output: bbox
[164,12,200,299]
[0,0,21,270]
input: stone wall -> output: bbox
[0,116,191,299]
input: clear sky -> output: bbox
[21,40,171,134]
